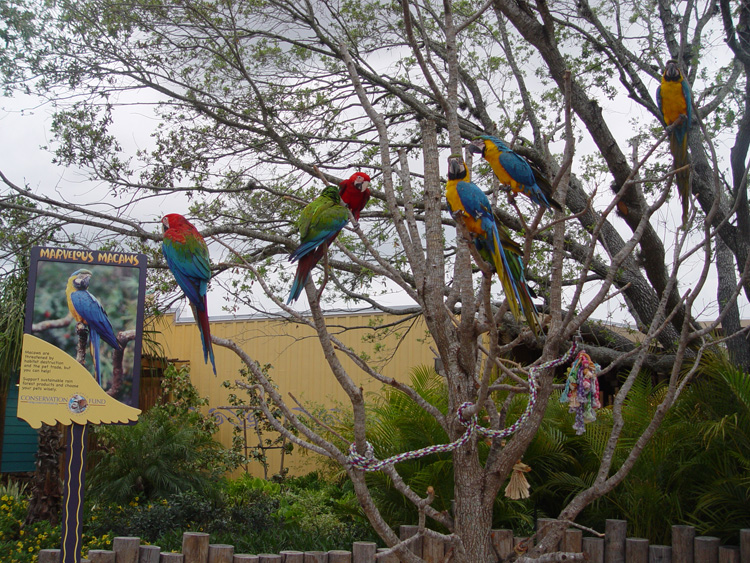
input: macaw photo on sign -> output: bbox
[17,246,146,428]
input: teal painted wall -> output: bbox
[2,382,38,473]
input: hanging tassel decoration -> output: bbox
[505,460,532,499]
[560,350,601,435]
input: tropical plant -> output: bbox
[675,352,750,543]
[87,364,239,503]
[533,353,750,544]
[87,407,224,503]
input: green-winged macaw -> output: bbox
[469,135,562,212]
[339,172,371,220]
[162,213,216,375]
[656,59,692,225]
[445,155,540,335]
[66,269,122,385]
[287,185,349,304]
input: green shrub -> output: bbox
[87,407,226,503]
[87,364,241,504]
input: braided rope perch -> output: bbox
[347,342,579,472]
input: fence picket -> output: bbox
[38,550,60,563]
[183,532,210,563]
[563,529,583,553]
[327,550,351,563]
[88,549,116,563]
[208,545,234,563]
[140,545,161,563]
[695,536,721,563]
[491,529,514,559]
[719,546,740,563]
[279,550,304,563]
[625,538,648,563]
[113,536,140,563]
[583,537,604,563]
[351,542,376,563]
[399,525,422,558]
[649,545,671,563]
[605,520,627,563]
[673,525,696,563]
[740,530,749,563]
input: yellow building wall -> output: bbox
[152,309,435,478]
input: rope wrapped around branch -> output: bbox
[348,341,579,472]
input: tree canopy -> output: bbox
[1,0,749,560]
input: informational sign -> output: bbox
[18,334,141,427]
[18,246,149,563]
[18,246,147,424]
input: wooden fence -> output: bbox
[36,521,750,562]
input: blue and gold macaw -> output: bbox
[66,269,122,385]
[287,185,350,304]
[446,155,540,335]
[469,135,562,213]
[656,59,692,225]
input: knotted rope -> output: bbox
[348,341,579,472]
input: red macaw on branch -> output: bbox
[66,269,122,385]
[162,213,216,375]
[657,59,692,225]
[338,172,371,220]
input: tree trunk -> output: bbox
[25,423,63,525]
[453,447,494,562]
[716,237,750,370]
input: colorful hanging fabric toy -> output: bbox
[560,351,601,435]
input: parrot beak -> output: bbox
[664,60,681,81]
[73,272,91,290]
[448,157,465,177]
[161,217,169,232]
[358,181,370,192]
[467,139,485,156]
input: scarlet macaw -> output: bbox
[162,213,216,375]
[287,185,349,304]
[469,135,562,212]
[445,155,540,334]
[339,172,371,220]
[66,269,122,385]
[656,59,692,225]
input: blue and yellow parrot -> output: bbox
[287,185,350,304]
[66,269,122,385]
[469,135,562,212]
[446,155,540,335]
[656,59,692,225]
[162,213,216,375]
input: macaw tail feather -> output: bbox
[287,246,326,304]
[485,223,522,322]
[89,330,102,386]
[505,252,541,336]
[670,133,690,225]
[518,285,541,336]
[191,301,216,376]
[530,167,563,212]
